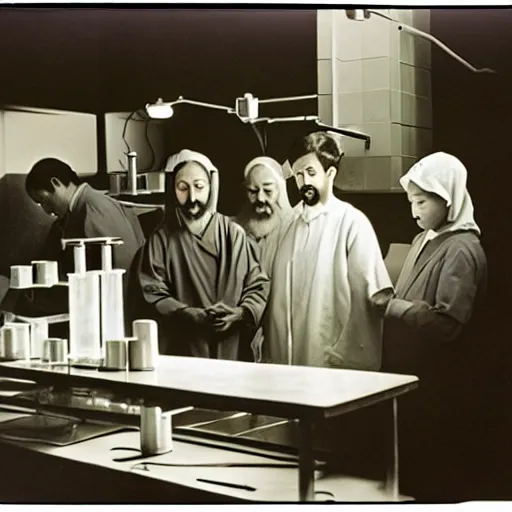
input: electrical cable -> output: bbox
[368,9,496,74]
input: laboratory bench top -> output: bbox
[0,356,418,421]
[0,408,412,503]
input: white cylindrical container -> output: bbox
[73,245,87,275]
[68,271,102,363]
[140,406,173,456]
[3,323,31,360]
[101,244,113,272]
[10,266,33,289]
[158,411,173,453]
[100,269,126,353]
[129,319,159,371]
[128,151,138,195]
[32,260,59,287]
[30,319,49,359]
[42,338,68,363]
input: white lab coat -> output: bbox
[264,197,392,370]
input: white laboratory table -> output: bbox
[0,356,419,502]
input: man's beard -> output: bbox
[244,204,281,240]
[252,200,274,218]
[179,200,207,220]
[300,185,320,206]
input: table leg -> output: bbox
[298,419,315,501]
[385,397,399,501]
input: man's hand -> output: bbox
[178,307,211,327]
[370,288,395,315]
[206,303,245,333]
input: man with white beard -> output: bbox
[234,156,294,361]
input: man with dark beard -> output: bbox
[131,149,270,360]
[264,132,393,369]
[234,156,294,361]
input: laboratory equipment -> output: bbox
[129,319,159,371]
[62,236,125,367]
[140,405,173,456]
[30,318,49,360]
[144,94,372,154]
[32,260,59,287]
[99,241,126,349]
[42,338,68,364]
[3,323,31,360]
[10,265,33,289]
[127,151,138,195]
[104,339,128,370]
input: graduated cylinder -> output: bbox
[100,269,126,350]
[68,271,102,361]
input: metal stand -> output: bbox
[298,419,315,501]
[385,397,400,501]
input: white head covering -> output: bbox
[244,156,292,211]
[165,149,219,213]
[400,151,480,235]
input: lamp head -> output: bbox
[145,98,174,119]
[345,9,370,21]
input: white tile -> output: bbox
[401,92,417,126]
[336,17,363,61]
[362,57,391,91]
[391,123,402,156]
[317,94,333,125]
[362,15,392,59]
[337,59,363,93]
[362,122,393,157]
[363,89,392,123]
[390,22,400,59]
[399,29,415,65]
[364,156,392,190]
[416,67,432,98]
[416,96,432,128]
[339,92,364,125]
[400,125,415,157]
[391,9,413,25]
[335,156,365,190]
[417,127,433,157]
[390,89,402,123]
[317,59,333,95]
[338,124,367,157]
[389,58,400,91]
[390,156,405,190]
[399,62,415,95]
[415,36,432,70]
[317,10,333,59]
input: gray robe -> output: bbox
[133,213,270,360]
[382,229,487,501]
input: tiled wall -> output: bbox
[317,9,433,191]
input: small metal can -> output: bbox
[104,339,128,370]
[32,260,59,286]
[42,338,68,364]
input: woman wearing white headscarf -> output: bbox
[374,151,487,501]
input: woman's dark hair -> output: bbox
[25,158,80,196]
[287,131,343,172]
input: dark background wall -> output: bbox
[0,6,511,496]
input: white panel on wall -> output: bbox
[0,106,97,177]
[104,112,166,174]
